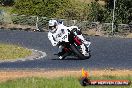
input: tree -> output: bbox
[13,0,90,20]
[0,0,14,6]
[105,0,132,24]
[87,1,105,22]
[13,0,72,17]
[55,0,89,20]
[87,0,132,24]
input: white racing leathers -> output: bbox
[48,24,68,46]
[48,25,91,56]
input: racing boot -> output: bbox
[83,40,91,52]
[58,50,69,59]
[57,46,67,59]
[80,44,90,56]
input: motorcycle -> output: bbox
[55,26,91,60]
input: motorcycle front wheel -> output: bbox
[70,44,90,59]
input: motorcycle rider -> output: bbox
[48,19,91,59]
[48,20,68,59]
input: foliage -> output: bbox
[13,0,70,17]
[12,0,132,24]
[0,0,14,6]
[87,1,104,22]
[114,0,132,24]
[13,0,89,21]
[55,0,89,21]
[87,0,132,24]
[105,0,132,24]
[11,15,37,26]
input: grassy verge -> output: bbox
[0,43,32,60]
[0,76,131,88]
[0,70,131,88]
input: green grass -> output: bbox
[0,43,32,60]
[0,5,13,14]
[0,76,131,88]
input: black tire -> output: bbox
[70,44,86,59]
[60,52,69,60]
[80,77,91,86]
[85,51,91,59]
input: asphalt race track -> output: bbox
[0,30,132,70]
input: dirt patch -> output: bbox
[126,33,132,38]
[0,69,132,82]
[0,70,80,82]
[0,23,36,31]
[82,29,103,36]
[77,0,105,5]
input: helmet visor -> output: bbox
[49,25,56,30]
[49,25,57,33]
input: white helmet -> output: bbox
[48,20,58,33]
